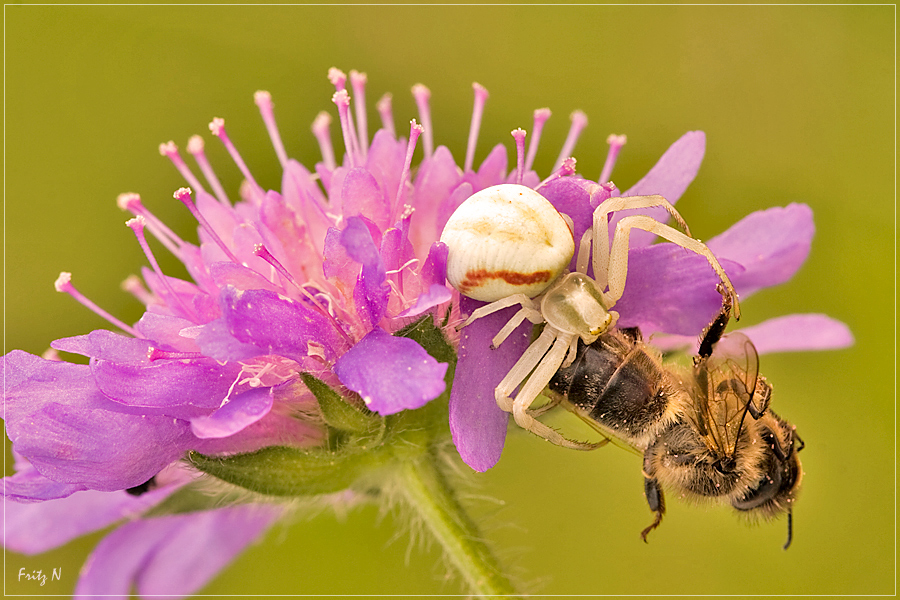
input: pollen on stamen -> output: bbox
[332,90,358,168]
[511,128,527,185]
[327,67,347,91]
[525,108,551,172]
[599,134,627,184]
[159,141,206,193]
[187,135,231,206]
[411,84,433,159]
[312,111,337,171]
[464,83,489,173]
[55,271,142,337]
[254,90,289,168]
[552,110,588,172]
[376,93,395,138]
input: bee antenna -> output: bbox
[783,510,794,550]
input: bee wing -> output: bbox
[691,332,760,459]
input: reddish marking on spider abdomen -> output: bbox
[458,269,553,294]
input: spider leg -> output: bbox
[591,194,691,291]
[495,326,557,413]
[510,334,605,450]
[462,293,536,327]
[604,214,740,319]
[490,305,544,349]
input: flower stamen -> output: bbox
[511,128,527,185]
[525,108,551,172]
[552,110,588,172]
[173,187,242,265]
[147,347,205,361]
[411,84,433,159]
[349,70,369,160]
[600,134,627,184]
[254,91,289,169]
[159,141,206,195]
[121,274,157,306]
[464,83,489,173]
[535,157,577,192]
[376,93,395,138]
[332,90,358,169]
[208,118,264,201]
[395,119,424,219]
[117,193,185,258]
[311,112,337,171]
[54,272,142,337]
[186,135,231,206]
[126,216,200,322]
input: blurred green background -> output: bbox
[4,4,892,596]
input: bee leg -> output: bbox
[640,474,666,543]
[697,284,734,359]
[641,448,666,543]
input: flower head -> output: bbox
[3,69,852,596]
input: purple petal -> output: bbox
[613,131,706,247]
[342,167,391,231]
[737,314,854,354]
[412,146,463,251]
[3,351,193,491]
[135,313,201,353]
[190,387,274,439]
[4,479,182,554]
[437,182,474,236]
[91,357,242,419]
[75,505,281,599]
[473,143,508,189]
[208,261,281,294]
[281,159,331,251]
[449,296,532,472]
[195,318,263,362]
[52,330,152,362]
[333,328,448,415]
[397,284,453,318]
[420,241,448,288]
[341,216,390,329]
[3,456,88,502]
[220,286,342,362]
[623,130,706,201]
[707,203,814,297]
[191,406,324,455]
[613,244,745,336]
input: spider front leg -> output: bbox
[496,328,604,451]
[601,213,741,319]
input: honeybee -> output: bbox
[547,290,803,548]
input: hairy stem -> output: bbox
[392,454,519,598]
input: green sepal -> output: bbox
[299,372,380,433]
[188,445,379,497]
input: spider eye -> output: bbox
[440,184,575,301]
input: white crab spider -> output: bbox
[440,184,740,449]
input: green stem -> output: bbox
[393,455,519,598]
